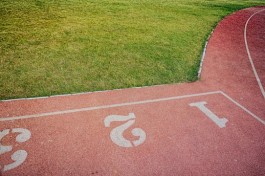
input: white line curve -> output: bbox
[244,8,265,98]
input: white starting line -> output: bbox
[0,90,264,125]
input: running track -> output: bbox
[1,7,265,175]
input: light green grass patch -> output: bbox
[0,0,264,99]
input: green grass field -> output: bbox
[1,0,264,100]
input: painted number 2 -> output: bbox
[0,128,31,172]
[104,113,146,148]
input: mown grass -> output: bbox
[0,0,264,100]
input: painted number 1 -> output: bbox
[189,101,228,128]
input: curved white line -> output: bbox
[244,8,265,99]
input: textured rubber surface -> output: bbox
[1,7,265,176]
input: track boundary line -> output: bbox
[220,92,265,125]
[244,8,265,98]
[0,83,182,102]
[0,91,220,121]
[1,91,264,125]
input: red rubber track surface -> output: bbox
[1,7,265,176]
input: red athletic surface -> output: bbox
[1,7,265,176]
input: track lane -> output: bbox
[1,7,265,176]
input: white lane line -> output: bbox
[0,90,264,126]
[244,8,265,98]
[221,92,265,125]
[0,91,221,121]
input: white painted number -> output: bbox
[0,128,31,172]
[104,113,146,148]
[189,101,228,128]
